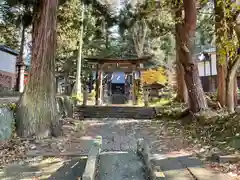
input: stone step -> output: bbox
[81,113,155,118]
[82,112,154,116]
[78,110,154,115]
[75,106,154,112]
[78,108,154,111]
[82,115,154,119]
[78,111,154,115]
[75,106,156,119]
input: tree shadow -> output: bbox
[0,156,87,180]
[0,157,64,180]
[47,157,87,180]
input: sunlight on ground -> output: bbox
[84,119,151,126]
[100,151,129,155]
[79,136,94,140]
[0,157,65,180]
[151,150,192,161]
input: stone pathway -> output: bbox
[82,118,185,154]
[0,117,237,180]
[82,118,235,180]
[97,151,145,180]
[83,119,148,180]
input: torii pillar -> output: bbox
[95,63,104,105]
[98,68,103,105]
[95,64,99,105]
[131,64,137,105]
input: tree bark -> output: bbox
[175,5,188,103]
[132,19,147,104]
[226,15,240,112]
[64,71,71,95]
[72,2,85,98]
[217,62,227,106]
[226,57,240,112]
[19,25,25,62]
[234,76,238,106]
[178,0,208,113]
[214,0,227,106]
[176,58,188,103]
[16,25,26,92]
[16,0,61,138]
[225,1,240,112]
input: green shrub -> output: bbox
[71,93,83,103]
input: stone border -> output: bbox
[26,151,89,157]
[194,150,240,164]
[82,136,102,180]
[137,138,165,180]
[0,106,15,140]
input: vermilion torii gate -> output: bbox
[85,56,152,105]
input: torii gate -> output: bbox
[85,56,152,105]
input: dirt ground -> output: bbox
[0,117,239,179]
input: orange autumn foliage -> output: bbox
[141,67,167,85]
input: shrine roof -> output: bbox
[85,56,152,63]
[143,82,165,88]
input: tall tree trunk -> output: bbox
[217,62,226,106]
[16,0,61,138]
[72,2,85,97]
[19,25,25,62]
[176,58,188,103]
[175,5,188,103]
[16,25,26,92]
[178,0,208,113]
[105,25,109,49]
[215,0,227,106]
[64,71,70,95]
[132,19,147,104]
[234,76,238,106]
[225,17,240,112]
[166,54,174,88]
[226,57,240,112]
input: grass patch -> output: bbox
[149,98,170,106]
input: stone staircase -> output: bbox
[111,94,127,104]
[75,106,156,119]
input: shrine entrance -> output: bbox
[85,56,151,105]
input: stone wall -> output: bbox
[0,106,14,140]
[0,96,74,141]
[56,96,73,118]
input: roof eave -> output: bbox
[0,45,18,56]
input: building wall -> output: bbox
[0,51,17,89]
[200,75,217,92]
[170,52,217,92]
[197,52,217,77]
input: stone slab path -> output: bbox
[81,118,235,180]
[1,117,235,180]
[152,154,233,180]
[97,151,145,180]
